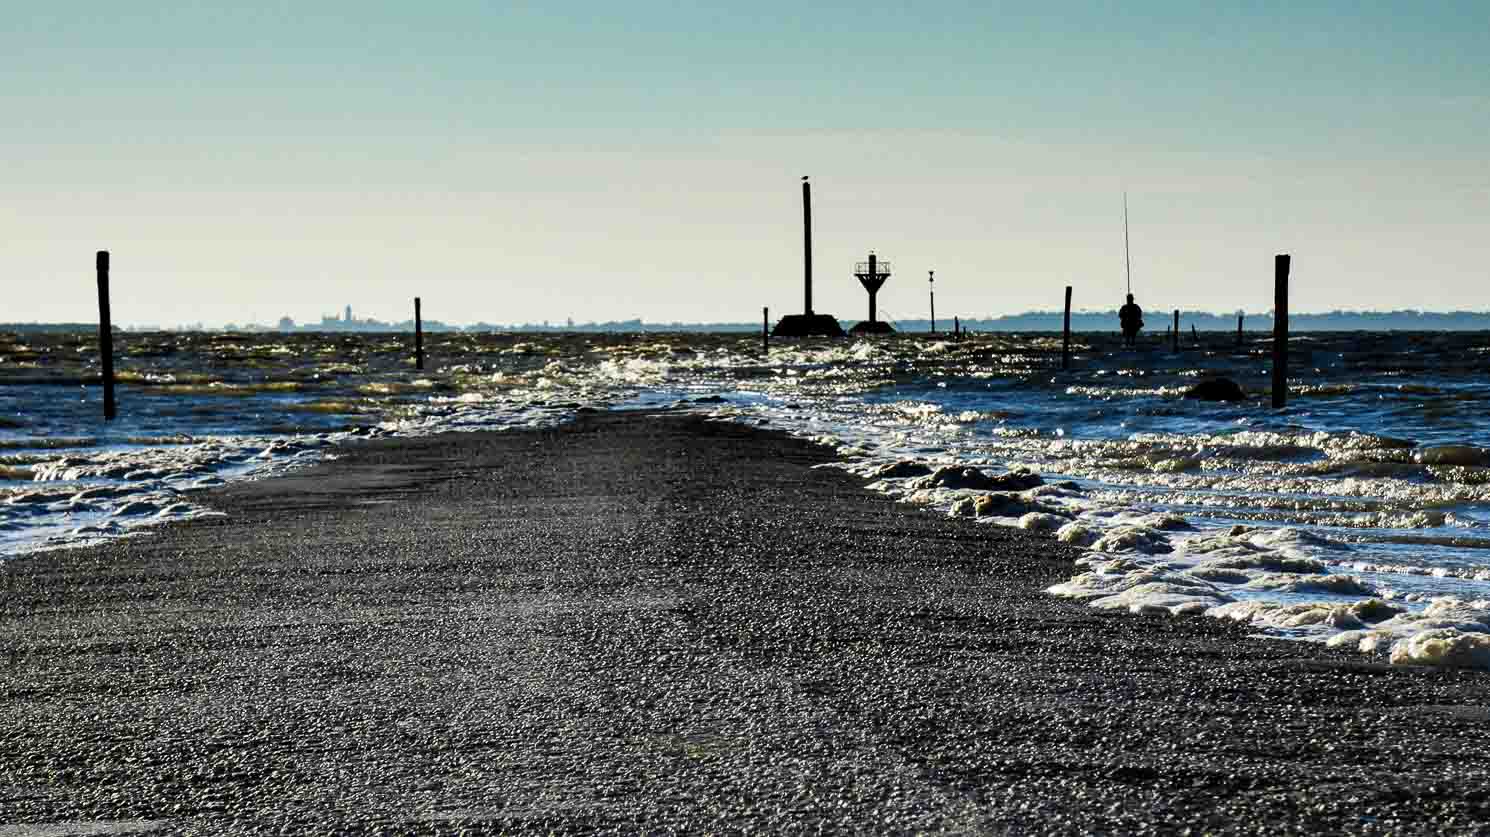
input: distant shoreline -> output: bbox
[9,311,1490,335]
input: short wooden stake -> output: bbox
[1237,313,1244,347]
[96,251,116,421]
[1061,286,1072,370]
[1273,254,1290,408]
[1172,310,1179,353]
[414,297,425,371]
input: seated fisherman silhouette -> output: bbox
[1119,294,1144,347]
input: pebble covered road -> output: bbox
[3,411,1490,834]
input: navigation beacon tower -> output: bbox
[848,252,894,335]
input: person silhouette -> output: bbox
[1119,293,1144,347]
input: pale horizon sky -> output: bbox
[5,2,1488,327]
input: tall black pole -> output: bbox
[1062,285,1072,370]
[867,253,878,324]
[1273,254,1290,408]
[802,177,813,316]
[1237,312,1244,347]
[414,297,425,371]
[1172,309,1179,353]
[763,306,769,353]
[96,251,116,421]
[929,270,936,334]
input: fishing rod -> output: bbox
[1123,191,1132,296]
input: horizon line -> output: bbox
[9,308,1490,333]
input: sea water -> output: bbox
[4,329,1490,668]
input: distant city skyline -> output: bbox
[5,4,1487,326]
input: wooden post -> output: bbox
[1237,313,1244,347]
[1172,310,1179,353]
[1191,324,1198,345]
[763,306,769,352]
[802,177,813,315]
[1273,254,1290,408]
[414,297,425,371]
[1061,285,1072,370]
[96,251,116,421]
[954,316,960,340]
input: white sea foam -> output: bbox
[1055,522,1101,547]
[1240,572,1376,596]
[1089,526,1173,555]
[1019,512,1068,533]
[1389,629,1490,668]
[1048,567,1232,616]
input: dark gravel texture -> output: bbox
[3,410,1490,834]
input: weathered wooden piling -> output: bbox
[1237,313,1244,347]
[1273,254,1290,408]
[1061,286,1072,370]
[954,316,960,341]
[414,297,425,371]
[762,307,769,352]
[1172,310,1179,353]
[95,251,116,421]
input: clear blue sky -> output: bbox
[5,2,1487,326]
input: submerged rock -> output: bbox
[988,468,1045,491]
[911,466,1043,492]
[972,492,1045,518]
[868,460,934,480]
[913,466,997,490]
[1351,598,1405,623]
[1184,378,1247,402]
[1417,444,1489,467]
